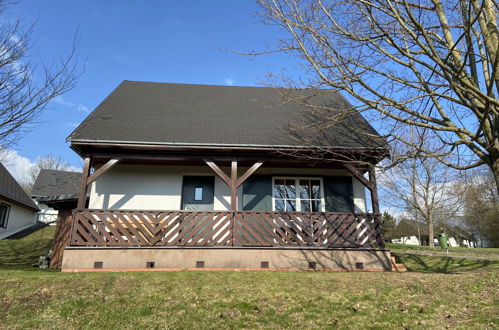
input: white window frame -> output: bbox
[271,177,325,212]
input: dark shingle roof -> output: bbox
[68,81,386,149]
[0,162,39,211]
[31,169,81,199]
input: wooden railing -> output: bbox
[69,210,384,248]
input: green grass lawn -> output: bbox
[0,227,498,329]
[0,225,55,269]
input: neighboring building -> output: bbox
[60,81,391,271]
[31,169,82,224]
[0,162,40,240]
[391,218,476,247]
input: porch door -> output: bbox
[181,176,215,211]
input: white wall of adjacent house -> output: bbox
[0,198,38,240]
[34,201,58,224]
[88,164,368,212]
[392,236,421,245]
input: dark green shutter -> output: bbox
[324,176,354,213]
[242,175,272,211]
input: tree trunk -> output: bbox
[428,218,434,248]
[492,158,499,197]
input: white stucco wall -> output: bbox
[0,198,38,239]
[35,201,58,224]
[88,164,368,212]
[392,236,420,245]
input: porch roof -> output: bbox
[68,81,387,153]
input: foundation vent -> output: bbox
[146,261,155,269]
[308,261,317,269]
[355,262,365,270]
[260,261,269,269]
[196,261,205,268]
[94,261,103,269]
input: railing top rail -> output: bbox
[73,209,379,216]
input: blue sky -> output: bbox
[5,0,298,170]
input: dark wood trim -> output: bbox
[77,157,91,209]
[72,141,389,154]
[236,160,264,187]
[368,165,380,214]
[87,158,121,185]
[231,160,237,211]
[343,163,373,190]
[204,160,231,186]
[343,163,381,215]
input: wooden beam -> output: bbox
[87,158,121,185]
[368,165,380,214]
[236,160,264,187]
[231,160,238,211]
[343,163,373,191]
[204,159,231,186]
[77,157,91,209]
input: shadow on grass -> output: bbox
[0,226,55,270]
[393,253,499,274]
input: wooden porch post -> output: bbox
[77,157,91,209]
[343,163,380,214]
[77,157,121,209]
[204,159,265,211]
[368,165,380,214]
[230,160,238,211]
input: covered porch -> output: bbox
[60,146,389,271]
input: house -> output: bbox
[0,162,40,239]
[391,219,477,248]
[60,80,391,271]
[30,169,84,268]
[32,169,82,224]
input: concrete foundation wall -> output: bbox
[88,164,367,212]
[61,247,392,271]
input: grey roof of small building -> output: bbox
[31,169,81,200]
[0,162,39,211]
[68,81,387,150]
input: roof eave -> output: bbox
[0,194,40,212]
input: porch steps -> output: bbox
[390,256,407,272]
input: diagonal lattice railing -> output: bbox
[69,210,384,248]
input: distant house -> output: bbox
[0,162,40,239]
[391,219,476,247]
[32,169,82,224]
[59,81,391,271]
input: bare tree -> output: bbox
[380,140,463,247]
[254,0,499,193]
[0,0,79,147]
[462,167,499,247]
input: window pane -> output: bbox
[194,187,203,201]
[301,200,311,212]
[285,180,296,199]
[312,200,322,212]
[311,180,321,199]
[275,199,285,211]
[299,180,310,199]
[286,199,296,211]
[274,179,286,198]
[0,204,8,227]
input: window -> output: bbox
[0,203,10,228]
[272,177,324,212]
[194,187,203,201]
